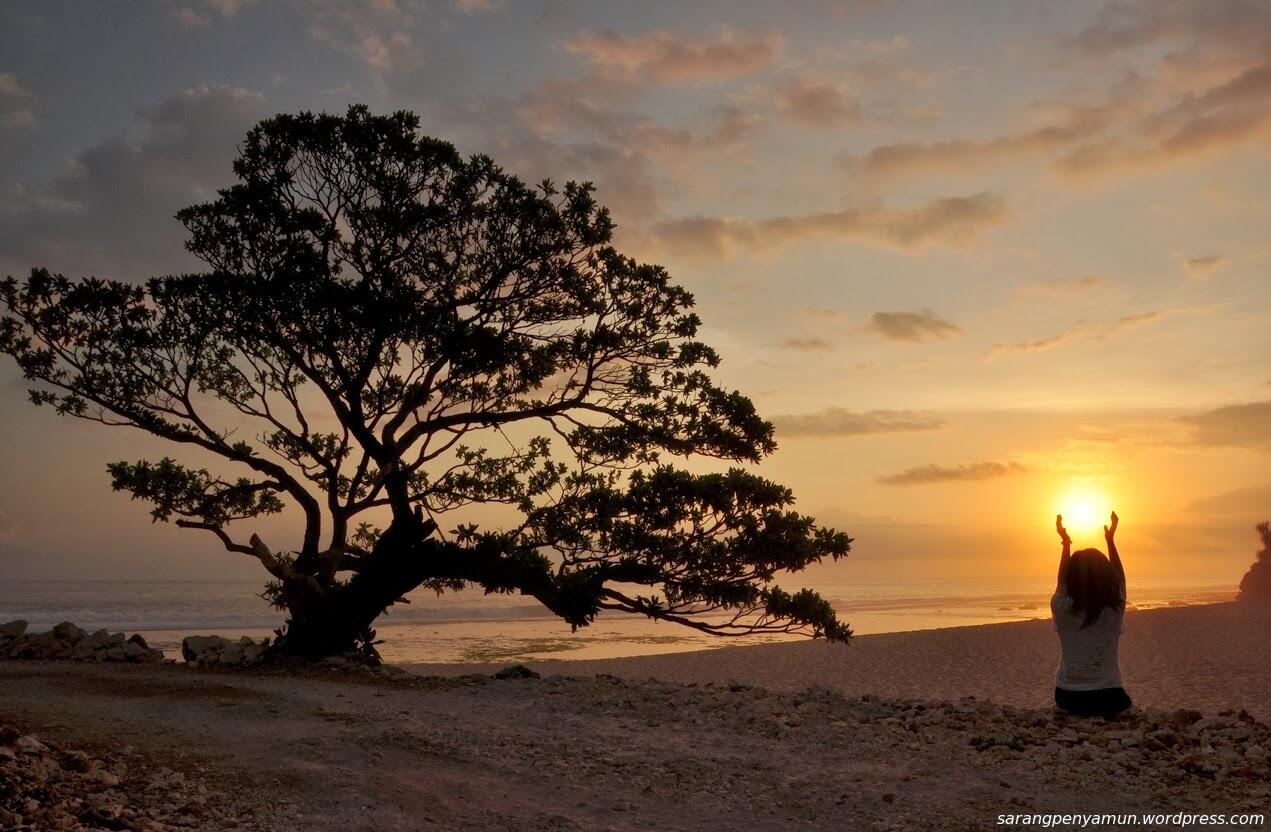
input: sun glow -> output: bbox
[1056,487,1112,540]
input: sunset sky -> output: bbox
[1,0,1268,594]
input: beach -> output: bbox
[2,601,1269,831]
[400,601,1271,720]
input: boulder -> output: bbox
[51,622,85,642]
[494,664,540,680]
[0,620,28,639]
[104,647,127,662]
[181,635,230,662]
[87,629,112,648]
[123,641,147,660]
[126,633,149,649]
[218,646,244,666]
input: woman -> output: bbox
[1051,511,1132,718]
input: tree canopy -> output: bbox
[1,105,851,657]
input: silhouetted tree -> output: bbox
[0,106,851,659]
[1238,521,1271,602]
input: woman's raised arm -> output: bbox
[1056,514,1072,590]
[1105,511,1124,591]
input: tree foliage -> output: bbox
[0,106,852,655]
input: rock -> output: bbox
[104,647,128,662]
[494,664,540,680]
[123,641,147,659]
[107,632,126,646]
[0,620,27,639]
[181,635,230,662]
[219,646,244,665]
[15,735,48,754]
[126,633,149,649]
[51,621,85,642]
[60,750,93,773]
[87,629,112,648]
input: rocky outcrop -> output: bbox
[0,621,165,663]
[1237,521,1271,602]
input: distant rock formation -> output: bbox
[1237,521,1271,602]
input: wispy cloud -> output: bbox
[0,73,34,128]
[647,192,1007,260]
[771,408,947,438]
[778,79,860,127]
[988,311,1161,357]
[1182,254,1226,279]
[1014,276,1108,296]
[780,337,833,352]
[1180,401,1271,449]
[878,460,1027,486]
[563,27,782,84]
[862,310,962,343]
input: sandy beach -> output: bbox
[402,601,1271,720]
[2,601,1269,831]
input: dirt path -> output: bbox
[2,661,1268,831]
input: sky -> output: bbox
[0,0,1268,595]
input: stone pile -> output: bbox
[0,620,165,663]
[180,634,268,667]
[180,634,410,678]
[0,723,277,830]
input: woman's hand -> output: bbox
[1056,514,1071,545]
[1104,511,1119,542]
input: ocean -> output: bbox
[0,579,1235,665]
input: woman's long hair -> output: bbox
[1064,548,1124,627]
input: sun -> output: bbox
[1056,487,1111,539]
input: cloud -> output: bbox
[780,337,833,352]
[848,2,1271,184]
[1180,401,1271,449]
[172,0,255,27]
[988,311,1161,357]
[453,0,502,13]
[0,73,35,128]
[1014,276,1108,296]
[778,80,861,127]
[771,408,946,438]
[562,27,782,83]
[0,85,265,278]
[862,310,961,343]
[878,460,1027,486]
[304,0,421,77]
[647,192,1007,260]
[1056,65,1271,178]
[1185,483,1271,515]
[1182,254,1226,278]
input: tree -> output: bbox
[1,106,852,659]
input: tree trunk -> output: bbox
[272,520,439,659]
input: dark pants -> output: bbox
[1054,686,1133,718]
